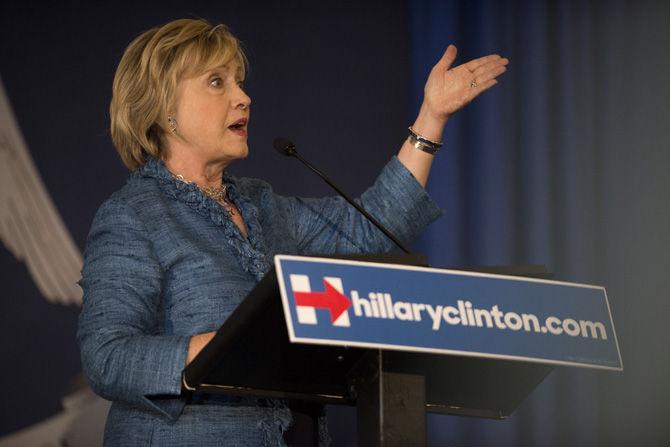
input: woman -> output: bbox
[78,18,507,446]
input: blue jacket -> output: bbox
[77,156,442,446]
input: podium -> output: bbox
[183,254,621,446]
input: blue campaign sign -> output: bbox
[275,255,623,371]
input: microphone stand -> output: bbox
[274,138,412,254]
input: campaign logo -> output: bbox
[289,274,351,327]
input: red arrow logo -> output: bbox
[294,280,352,323]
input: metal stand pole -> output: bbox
[354,350,426,447]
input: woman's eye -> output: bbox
[237,81,245,89]
[209,77,223,88]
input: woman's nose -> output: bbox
[234,85,251,110]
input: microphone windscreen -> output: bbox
[273,138,296,156]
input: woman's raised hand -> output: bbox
[397,46,509,187]
[422,45,509,123]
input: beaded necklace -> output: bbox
[172,173,236,216]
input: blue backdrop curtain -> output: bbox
[409,0,670,446]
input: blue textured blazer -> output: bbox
[77,156,441,446]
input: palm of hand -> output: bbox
[424,45,509,121]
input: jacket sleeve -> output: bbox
[77,197,190,421]
[281,156,443,255]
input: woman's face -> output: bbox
[170,62,251,165]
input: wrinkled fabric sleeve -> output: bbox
[281,156,442,254]
[77,198,190,421]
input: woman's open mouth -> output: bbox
[228,118,248,137]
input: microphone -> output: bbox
[273,138,296,156]
[273,138,411,254]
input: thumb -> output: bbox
[436,44,457,70]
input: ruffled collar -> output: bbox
[130,157,270,281]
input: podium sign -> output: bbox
[275,255,622,371]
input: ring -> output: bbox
[470,79,478,88]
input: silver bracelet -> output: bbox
[408,126,442,155]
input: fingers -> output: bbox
[436,44,458,70]
[472,57,509,76]
[465,55,508,91]
[464,54,506,72]
[473,62,508,84]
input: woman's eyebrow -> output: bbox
[208,64,240,77]
[207,66,227,75]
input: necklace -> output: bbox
[173,173,236,216]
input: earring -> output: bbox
[167,115,177,133]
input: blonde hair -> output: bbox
[110,18,247,170]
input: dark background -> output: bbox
[2,1,669,446]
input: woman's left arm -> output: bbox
[274,47,508,255]
[397,45,509,186]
